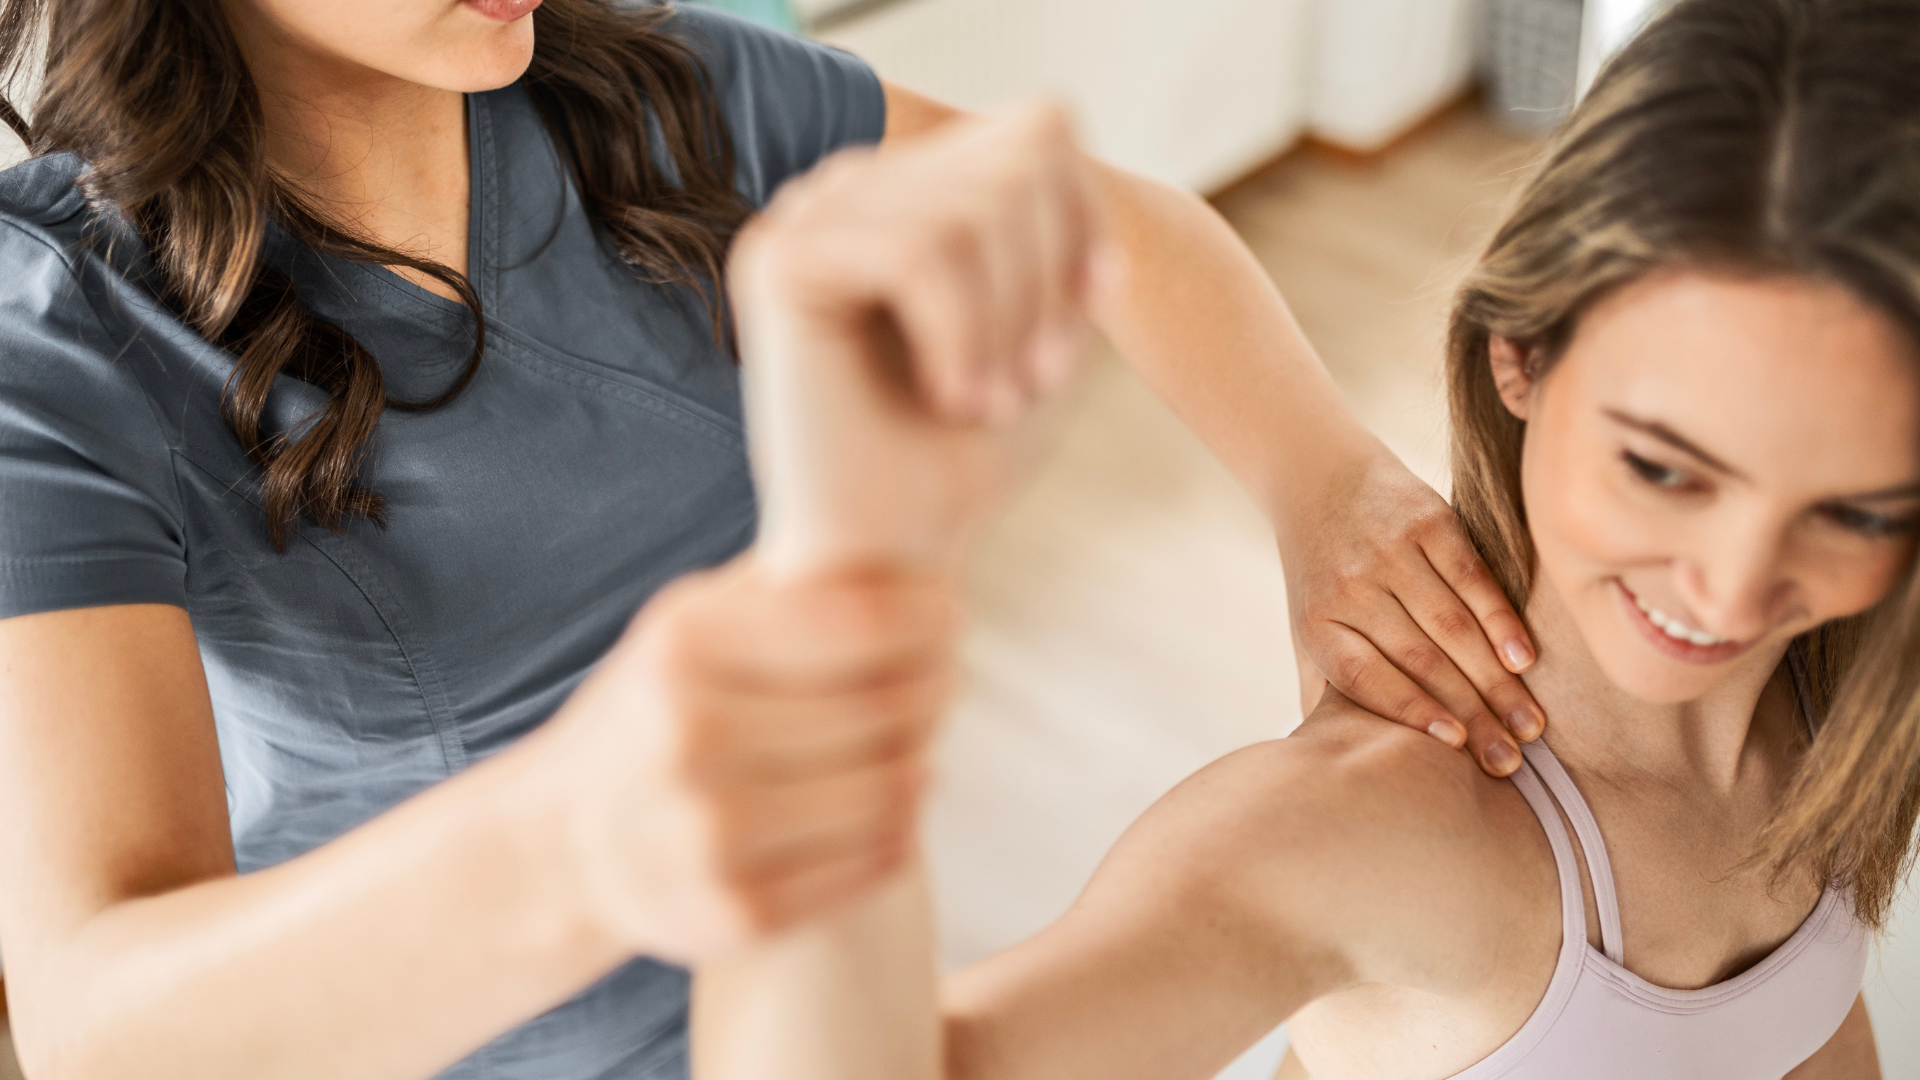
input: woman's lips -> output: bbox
[464,0,542,22]
[1613,579,1753,666]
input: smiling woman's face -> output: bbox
[1503,271,1920,704]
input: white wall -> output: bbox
[1577,0,1674,94]
[1306,0,1480,152]
[815,0,1312,193]
[1868,889,1920,1080]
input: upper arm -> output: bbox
[659,5,888,203]
[881,80,972,144]
[1785,994,1881,1079]
[0,605,232,1007]
[941,711,1506,1080]
[0,213,224,1012]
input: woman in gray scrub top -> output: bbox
[0,2,1549,1079]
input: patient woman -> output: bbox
[697,1,1920,1077]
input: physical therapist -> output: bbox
[0,2,1540,1079]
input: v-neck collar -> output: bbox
[336,89,496,320]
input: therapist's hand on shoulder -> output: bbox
[1283,450,1546,778]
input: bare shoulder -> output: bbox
[1090,696,1540,993]
[1145,697,1503,862]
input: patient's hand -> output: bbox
[729,102,1110,577]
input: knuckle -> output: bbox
[1399,644,1445,682]
[1485,675,1531,707]
[1409,503,1456,534]
[832,584,906,647]
[1431,608,1478,644]
[1450,553,1489,585]
[1329,568,1370,602]
[1459,708,1499,734]
[928,217,984,271]
[698,799,752,860]
[1391,691,1435,725]
[670,707,732,775]
[1329,651,1375,693]
[728,886,785,939]
[886,761,927,804]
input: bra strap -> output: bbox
[1521,741,1625,965]
[1508,755,1591,969]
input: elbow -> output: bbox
[941,1010,997,1080]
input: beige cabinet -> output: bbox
[810,0,1312,193]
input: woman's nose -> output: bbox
[1673,529,1793,643]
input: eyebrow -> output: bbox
[1604,408,1920,503]
[1603,409,1747,480]
[1846,480,1920,502]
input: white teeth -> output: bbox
[1631,592,1729,647]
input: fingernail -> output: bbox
[1427,719,1466,748]
[1502,639,1534,671]
[1487,741,1521,775]
[1508,706,1544,742]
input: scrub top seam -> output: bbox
[170,450,473,778]
[471,90,502,315]
[485,326,748,451]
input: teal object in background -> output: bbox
[689,0,800,33]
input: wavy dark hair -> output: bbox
[0,0,751,548]
[1449,0,1920,927]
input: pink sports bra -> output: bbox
[1434,738,1871,1079]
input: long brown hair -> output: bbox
[1450,0,1920,927]
[0,0,751,549]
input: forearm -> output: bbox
[693,871,941,1080]
[18,730,625,1080]
[1092,165,1390,552]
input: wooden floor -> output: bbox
[1,978,15,1080]
[5,107,1917,1079]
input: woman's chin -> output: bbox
[401,26,536,94]
[1581,612,1787,706]
[1587,646,1723,705]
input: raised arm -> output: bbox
[882,84,1546,777]
[694,99,1109,1080]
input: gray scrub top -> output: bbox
[0,7,883,1078]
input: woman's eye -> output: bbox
[1623,450,1689,489]
[1821,503,1920,539]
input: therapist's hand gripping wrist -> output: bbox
[540,560,957,966]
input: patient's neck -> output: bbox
[1519,579,1797,796]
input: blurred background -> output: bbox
[1,1,1916,1078]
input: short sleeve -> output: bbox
[660,4,889,206]
[0,217,188,620]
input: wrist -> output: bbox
[1266,428,1399,563]
[481,721,639,972]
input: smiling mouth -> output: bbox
[1629,590,1730,646]
[1613,580,1755,665]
